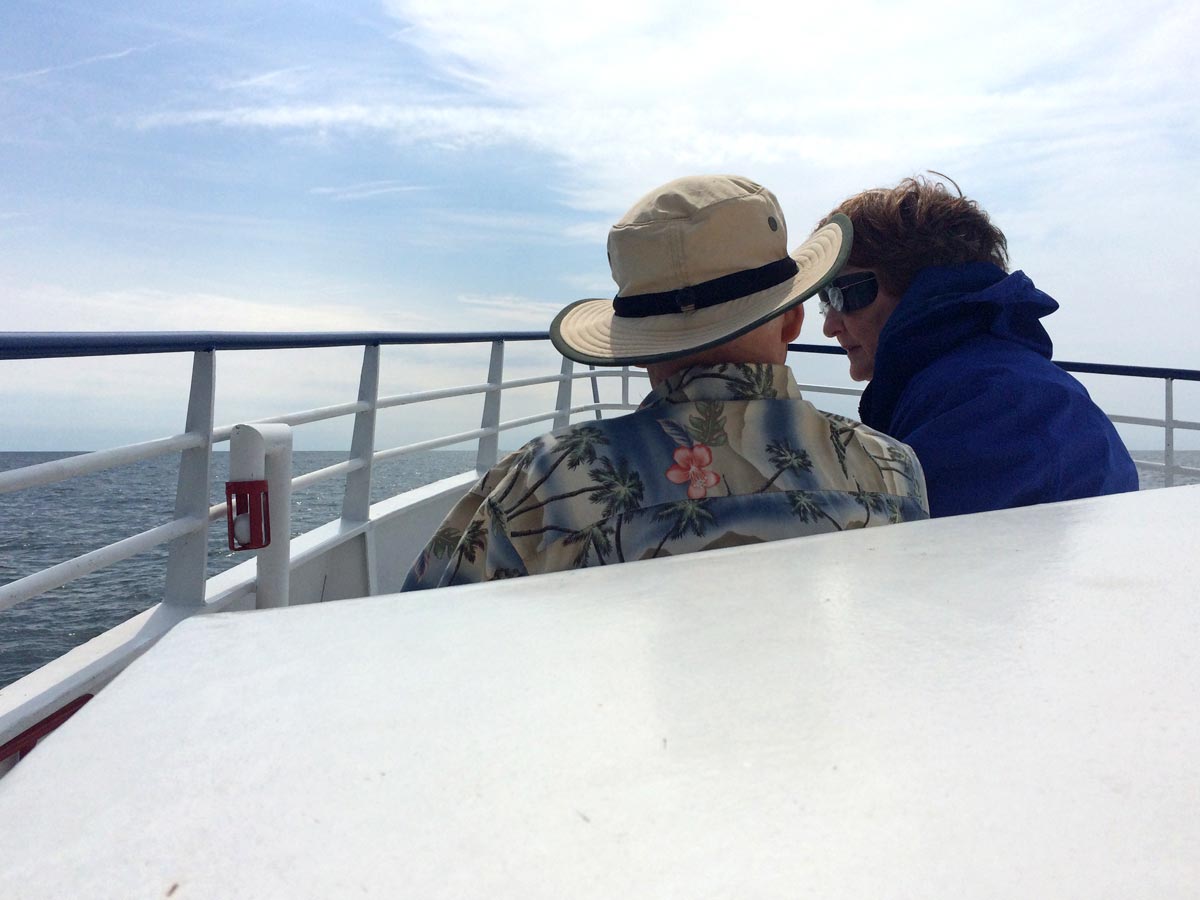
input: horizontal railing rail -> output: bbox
[1053,360,1200,382]
[0,434,206,494]
[1110,415,1200,432]
[0,331,550,360]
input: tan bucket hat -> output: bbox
[551,174,851,366]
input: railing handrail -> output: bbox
[784,342,1200,384]
[1053,360,1200,383]
[5,333,1199,384]
[0,331,550,360]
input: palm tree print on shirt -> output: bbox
[430,525,462,559]
[828,418,855,478]
[867,445,925,505]
[651,498,718,558]
[673,363,779,400]
[850,482,900,527]
[505,425,609,514]
[447,518,487,581]
[759,439,814,492]
[564,520,614,568]
[587,456,645,562]
[786,491,845,530]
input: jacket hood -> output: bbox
[860,262,1059,429]
[882,262,1057,359]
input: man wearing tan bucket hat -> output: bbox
[403,175,929,591]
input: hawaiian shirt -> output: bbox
[402,363,928,590]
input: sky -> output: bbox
[2,0,1198,451]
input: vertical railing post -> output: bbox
[589,365,602,420]
[341,344,380,523]
[230,424,293,609]
[1164,378,1175,488]
[553,357,574,431]
[476,340,504,474]
[164,350,216,608]
[621,366,631,408]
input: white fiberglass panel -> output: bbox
[0,486,1197,898]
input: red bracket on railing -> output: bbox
[0,693,94,767]
[225,479,271,551]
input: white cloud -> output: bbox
[310,180,431,201]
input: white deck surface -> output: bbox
[2,486,1198,898]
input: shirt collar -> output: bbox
[638,363,802,410]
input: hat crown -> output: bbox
[607,175,789,298]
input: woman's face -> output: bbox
[820,266,902,382]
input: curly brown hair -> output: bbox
[819,173,1009,297]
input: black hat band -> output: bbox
[612,257,798,319]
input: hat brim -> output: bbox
[550,213,852,367]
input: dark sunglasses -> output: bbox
[819,271,879,314]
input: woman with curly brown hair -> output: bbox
[816,174,1137,517]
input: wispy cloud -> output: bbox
[456,294,563,328]
[435,209,578,238]
[4,283,404,332]
[559,272,615,297]
[138,102,536,149]
[0,42,163,83]
[217,66,314,94]
[562,220,611,244]
[310,180,430,201]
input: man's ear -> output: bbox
[780,304,804,344]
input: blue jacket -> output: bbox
[858,263,1138,517]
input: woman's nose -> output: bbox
[822,310,843,338]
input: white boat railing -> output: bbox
[2,332,1198,617]
[0,331,1198,770]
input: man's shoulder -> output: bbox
[813,406,911,451]
[536,412,640,451]
[496,412,646,482]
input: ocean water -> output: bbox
[1127,451,1200,490]
[1,449,1197,690]
[0,450,476,689]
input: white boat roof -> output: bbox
[2,486,1198,898]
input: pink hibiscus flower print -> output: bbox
[666,444,721,499]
